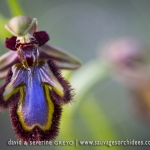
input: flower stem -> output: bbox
[58,59,120,150]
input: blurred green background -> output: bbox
[0,0,150,150]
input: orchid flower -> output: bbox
[102,38,150,122]
[0,16,81,142]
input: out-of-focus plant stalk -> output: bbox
[6,0,24,16]
[71,59,110,107]
[0,14,10,41]
[0,0,24,41]
[59,59,120,150]
[63,59,110,115]
[81,95,119,150]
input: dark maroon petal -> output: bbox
[33,31,49,47]
[5,36,17,51]
[47,59,74,104]
[10,93,62,142]
[0,69,19,110]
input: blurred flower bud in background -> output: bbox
[101,37,150,123]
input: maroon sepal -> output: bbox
[33,31,50,47]
[47,59,74,104]
[5,36,17,51]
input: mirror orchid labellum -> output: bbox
[0,16,81,142]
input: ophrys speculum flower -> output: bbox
[0,16,81,142]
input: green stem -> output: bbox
[6,0,24,16]
[0,14,10,41]
[71,59,110,109]
[58,59,116,148]
[80,95,120,150]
